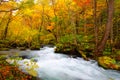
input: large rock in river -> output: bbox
[98,56,120,70]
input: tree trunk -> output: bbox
[3,12,12,40]
[93,0,98,56]
[51,0,59,42]
[96,0,114,56]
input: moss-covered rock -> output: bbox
[30,46,40,50]
[98,56,120,70]
[55,43,82,57]
[18,47,26,50]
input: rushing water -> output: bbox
[6,47,120,80]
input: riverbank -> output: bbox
[0,55,38,80]
[7,46,120,80]
[1,44,120,78]
[55,44,120,70]
[1,46,120,80]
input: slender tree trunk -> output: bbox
[51,0,59,42]
[39,5,45,32]
[96,0,114,56]
[3,12,12,40]
[72,14,77,45]
[108,0,113,52]
[82,7,87,36]
[93,0,98,56]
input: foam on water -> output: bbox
[11,47,120,80]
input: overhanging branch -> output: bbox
[0,7,19,12]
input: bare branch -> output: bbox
[0,7,19,12]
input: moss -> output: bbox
[0,48,9,51]
[55,43,72,53]
[98,56,120,70]
[19,47,26,50]
[0,40,9,44]
[30,44,40,50]
[30,46,40,50]
[116,50,120,55]
[0,55,7,60]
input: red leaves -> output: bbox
[85,0,91,5]
[73,0,91,7]
[0,60,33,80]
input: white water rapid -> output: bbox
[7,47,120,80]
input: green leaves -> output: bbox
[60,34,74,43]
[52,16,60,22]
[98,56,120,70]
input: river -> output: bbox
[4,46,120,80]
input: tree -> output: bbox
[96,0,114,56]
[93,0,98,57]
[3,11,12,39]
[0,0,19,39]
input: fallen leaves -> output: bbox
[0,55,36,80]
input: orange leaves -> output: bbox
[0,66,10,76]
[46,22,55,31]
[0,60,33,80]
[85,0,91,5]
[46,25,54,31]
[0,1,17,11]
[73,0,91,7]
[85,24,94,27]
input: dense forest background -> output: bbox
[0,0,120,62]
[1,1,120,79]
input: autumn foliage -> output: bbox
[73,0,91,7]
[0,0,120,71]
[0,56,36,80]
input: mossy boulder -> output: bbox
[19,47,27,50]
[55,43,81,57]
[98,56,120,70]
[30,45,40,50]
